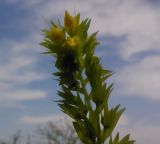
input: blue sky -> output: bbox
[0,0,160,143]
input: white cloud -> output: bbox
[119,121,160,144]
[0,88,47,103]
[0,38,48,106]
[114,114,160,144]
[132,124,160,144]
[118,114,129,126]
[1,0,45,5]
[115,55,160,100]
[8,90,46,101]
[21,114,65,125]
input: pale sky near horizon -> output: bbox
[0,0,160,143]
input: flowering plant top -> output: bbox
[41,11,135,144]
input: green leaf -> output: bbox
[102,72,113,82]
[120,134,135,144]
[57,90,77,105]
[112,106,126,129]
[73,121,92,144]
[83,32,99,54]
[58,103,82,120]
[40,39,61,54]
[89,110,100,134]
[76,93,88,115]
[114,133,120,144]
[109,136,113,144]
[82,116,99,142]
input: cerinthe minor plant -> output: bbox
[41,11,135,144]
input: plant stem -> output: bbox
[79,70,92,112]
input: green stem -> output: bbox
[79,70,92,112]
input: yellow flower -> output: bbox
[67,37,79,48]
[51,25,65,43]
[64,11,80,34]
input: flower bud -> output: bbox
[64,11,79,35]
[64,11,74,29]
[51,25,65,43]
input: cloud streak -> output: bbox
[20,114,65,125]
[0,38,48,106]
[115,55,160,100]
[119,120,160,144]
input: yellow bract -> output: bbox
[67,37,79,48]
[51,26,64,43]
[64,11,79,34]
[64,11,74,29]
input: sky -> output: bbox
[0,0,160,143]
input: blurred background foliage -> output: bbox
[0,118,81,144]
